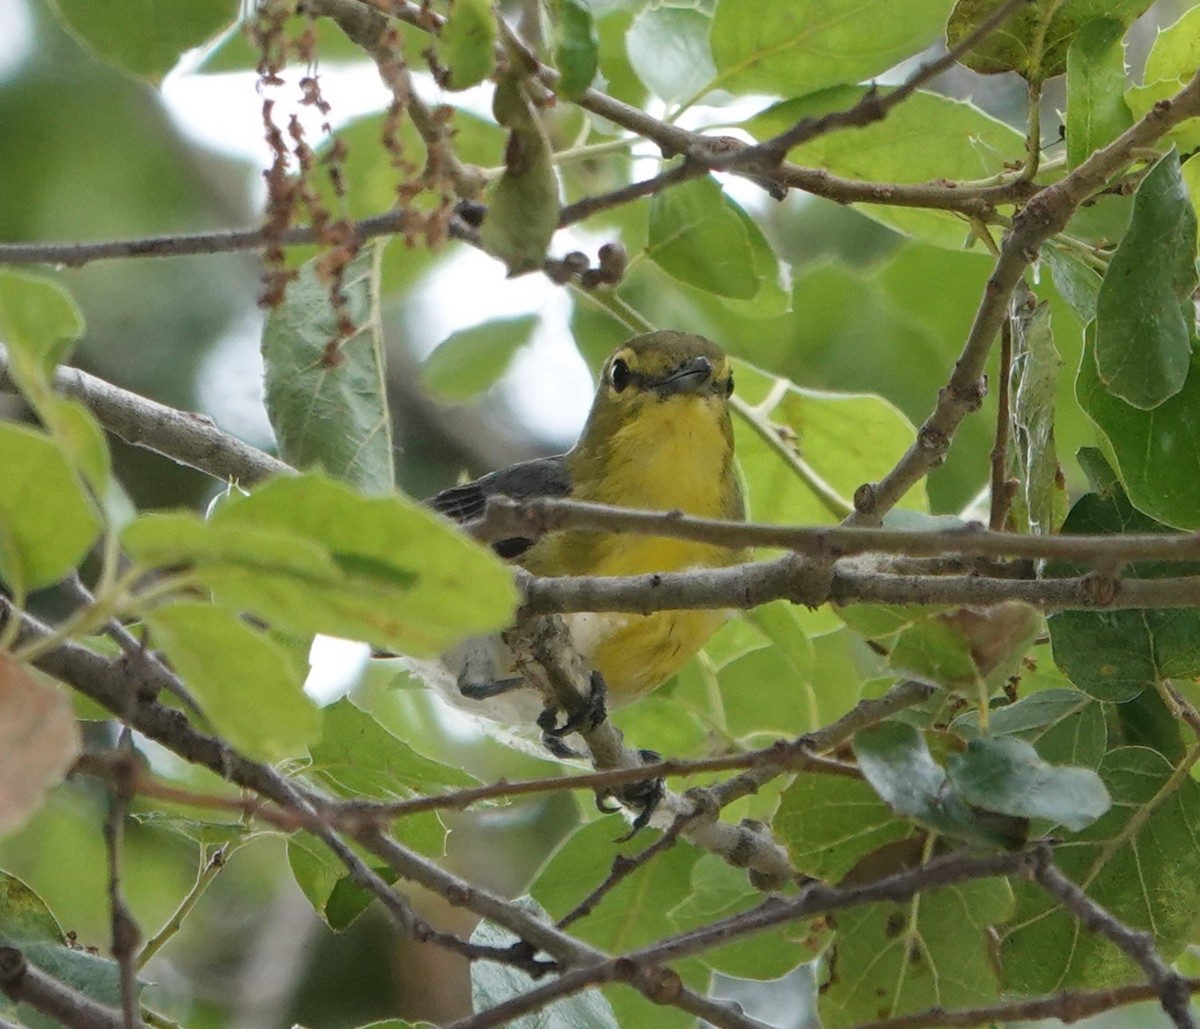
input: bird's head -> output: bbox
[569,331,738,505]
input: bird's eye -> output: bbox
[611,358,630,393]
[725,374,735,397]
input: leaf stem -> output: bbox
[137,845,233,969]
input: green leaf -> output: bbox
[1077,326,1200,529]
[670,857,809,979]
[182,472,518,656]
[733,360,929,526]
[1046,464,1200,700]
[551,0,599,98]
[1143,5,1200,83]
[480,74,561,276]
[0,423,101,595]
[1002,747,1200,991]
[421,315,538,402]
[0,272,110,494]
[853,722,1028,847]
[533,819,701,952]
[11,941,135,1027]
[471,897,619,1027]
[288,832,400,930]
[775,774,910,882]
[262,243,395,494]
[0,870,62,942]
[709,0,954,99]
[0,270,84,385]
[145,601,320,761]
[747,89,1024,249]
[953,688,1107,768]
[1008,284,1065,534]
[1066,20,1133,168]
[946,736,1110,830]
[626,6,715,104]
[947,0,1152,81]
[1125,1,1200,153]
[308,698,477,796]
[440,0,497,90]
[46,0,238,83]
[1094,150,1198,409]
[820,870,1012,1027]
[647,175,759,299]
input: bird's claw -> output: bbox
[537,671,609,752]
[599,748,665,841]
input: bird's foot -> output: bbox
[537,670,609,756]
[598,748,665,841]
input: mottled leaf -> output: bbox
[821,854,1012,1027]
[263,243,394,494]
[1008,283,1065,534]
[1003,747,1200,991]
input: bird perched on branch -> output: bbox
[429,330,746,740]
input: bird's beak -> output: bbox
[650,356,713,397]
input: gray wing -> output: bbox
[430,455,571,559]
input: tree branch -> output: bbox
[519,557,1200,616]
[1033,860,1196,1029]
[0,349,290,486]
[849,69,1200,525]
[843,979,1200,1029]
[471,495,1200,566]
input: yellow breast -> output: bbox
[523,393,744,702]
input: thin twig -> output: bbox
[102,734,142,1029]
[470,494,1200,566]
[557,814,691,931]
[734,0,1030,161]
[137,845,231,969]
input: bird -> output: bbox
[427,330,746,736]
